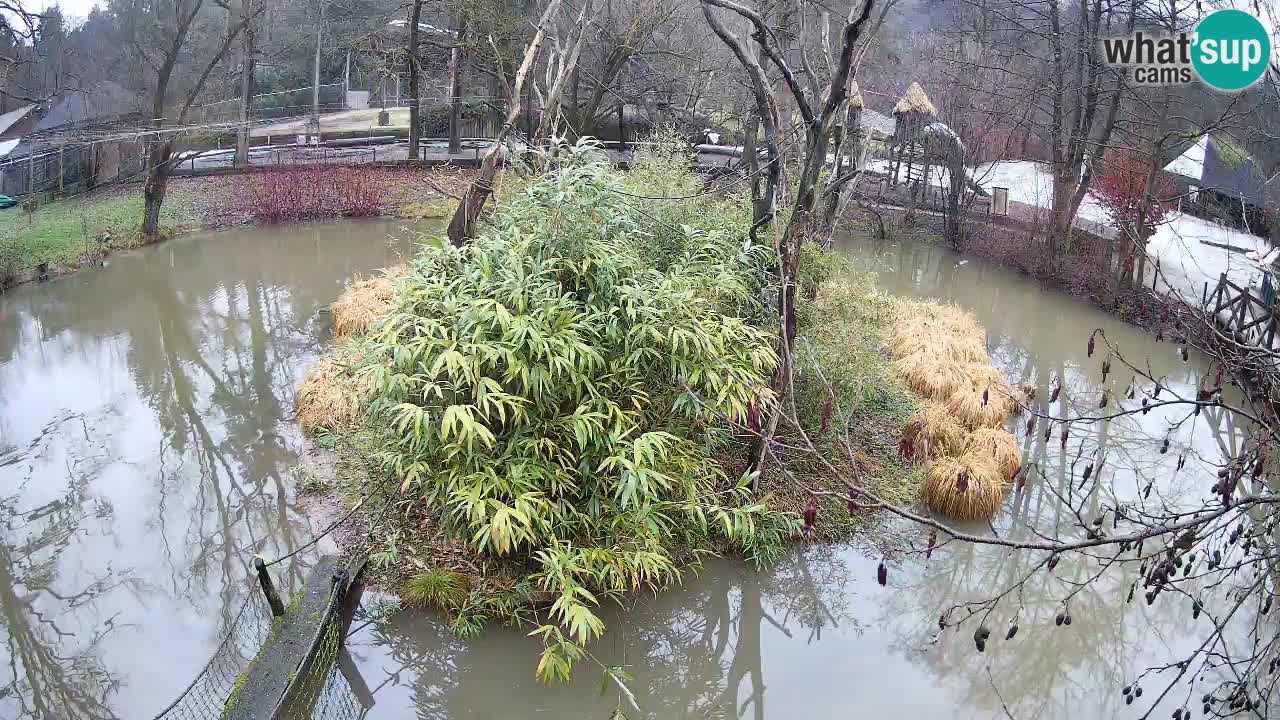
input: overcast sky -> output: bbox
[39,0,99,24]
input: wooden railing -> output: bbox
[1203,271,1280,350]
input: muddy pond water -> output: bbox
[0,220,417,719]
[0,223,1245,719]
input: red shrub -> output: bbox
[1093,149,1176,234]
[233,166,386,223]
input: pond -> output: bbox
[0,222,1244,719]
[342,233,1246,719]
[0,220,415,719]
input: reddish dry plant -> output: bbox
[1092,148,1177,233]
[234,166,387,223]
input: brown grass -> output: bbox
[901,403,968,459]
[944,387,1014,430]
[962,428,1022,478]
[890,298,1018,521]
[297,354,372,433]
[921,454,1008,521]
[893,353,972,401]
[331,265,406,338]
[890,303,990,365]
[950,363,1019,428]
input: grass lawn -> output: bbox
[0,166,470,283]
[0,186,199,273]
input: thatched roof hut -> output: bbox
[893,82,937,117]
[848,79,864,109]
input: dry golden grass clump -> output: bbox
[962,428,1021,478]
[890,303,990,364]
[893,353,972,401]
[331,265,406,338]
[946,381,1018,430]
[891,300,1019,521]
[900,403,968,459]
[921,454,1008,522]
[297,355,373,433]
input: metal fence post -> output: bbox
[253,556,286,617]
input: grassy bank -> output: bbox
[0,166,472,288]
[0,186,198,274]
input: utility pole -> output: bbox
[447,19,465,155]
[308,1,324,143]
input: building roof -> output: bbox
[1163,135,1206,180]
[0,104,34,137]
[893,82,937,116]
[35,81,142,132]
[1162,134,1268,207]
[922,121,963,148]
[1202,136,1267,207]
[386,19,454,35]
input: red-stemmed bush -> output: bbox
[1092,148,1176,236]
[233,166,386,223]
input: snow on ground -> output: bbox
[970,160,1271,303]
[970,161,1112,228]
[1147,214,1268,303]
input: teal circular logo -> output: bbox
[1192,9,1271,91]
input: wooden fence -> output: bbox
[1203,271,1280,351]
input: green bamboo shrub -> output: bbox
[357,139,795,681]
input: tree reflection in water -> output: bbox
[0,221,416,716]
[347,549,858,720]
[0,453,124,719]
[349,233,1249,720]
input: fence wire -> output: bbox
[151,557,374,720]
[277,554,374,720]
[150,588,274,720]
[277,605,371,719]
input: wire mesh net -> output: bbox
[150,588,274,720]
[276,605,371,720]
[191,85,347,125]
[276,555,374,720]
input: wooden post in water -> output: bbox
[254,555,286,616]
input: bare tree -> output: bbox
[407,0,425,158]
[700,0,879,473]
[445,0,581,244]
[532,0,592,144]
[234,0,261,167]
[124,0,262,238]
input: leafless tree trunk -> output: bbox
[140,0,261,239]
[234,0,257,167]
[408,0,423,160]
[446,0,569,245]
[534,0,591,144]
